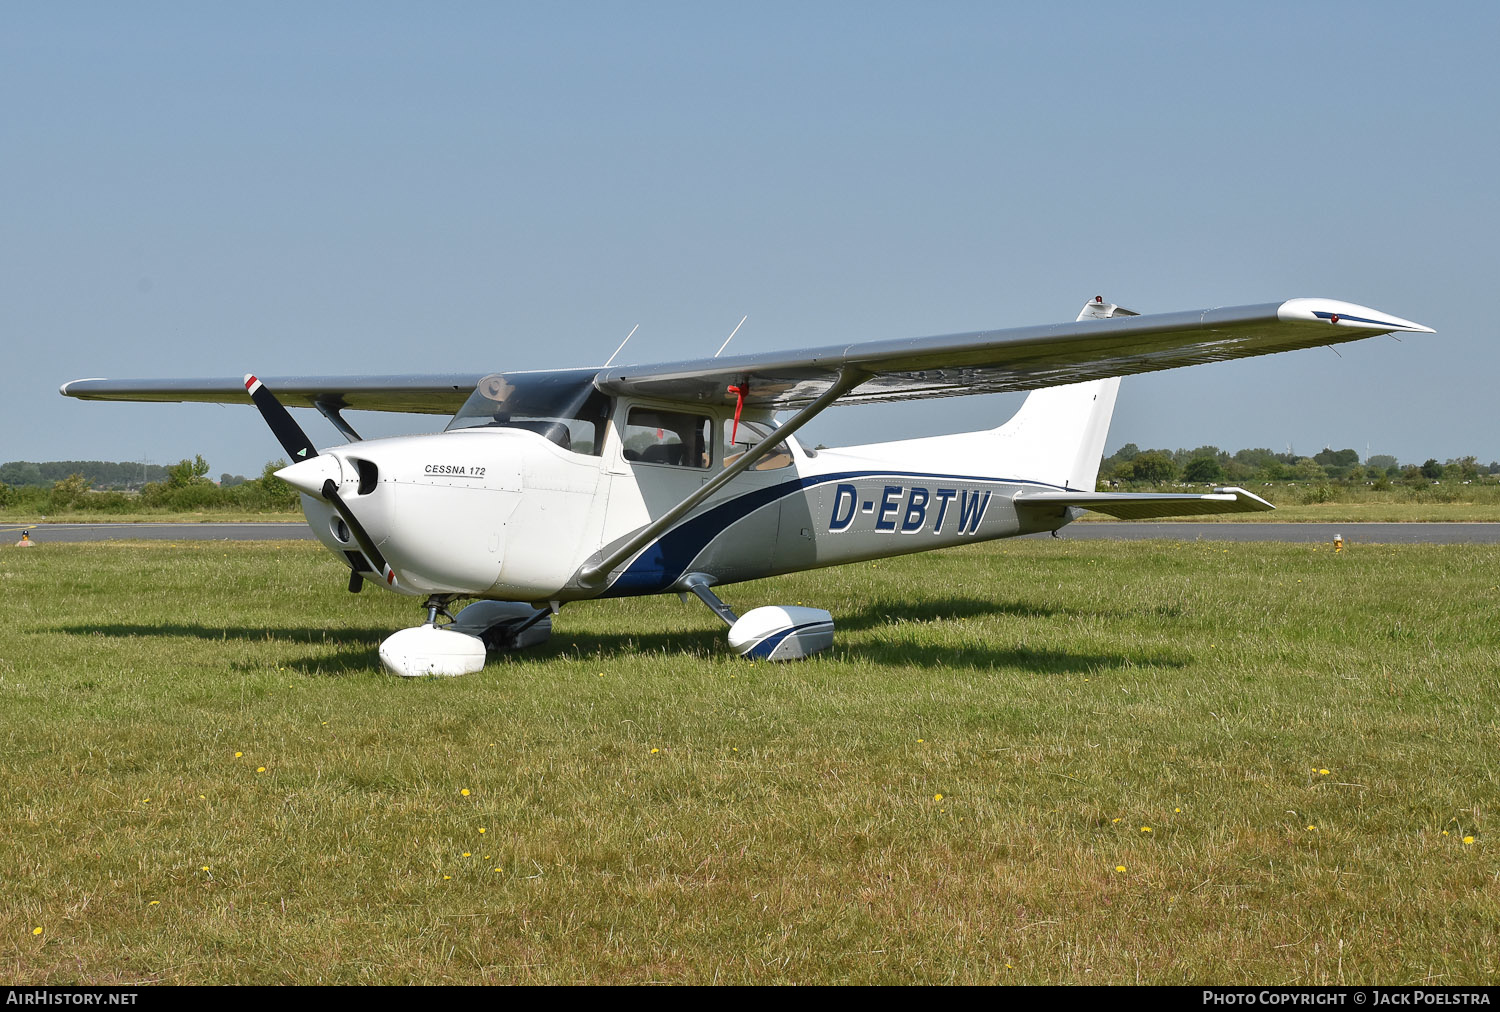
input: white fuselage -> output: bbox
[293,388,1095,605]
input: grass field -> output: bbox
[1,539,1496,985]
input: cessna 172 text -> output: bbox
[62,297,1432,675]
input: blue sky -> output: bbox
[4,2,1494,476]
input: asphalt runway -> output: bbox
[8,521,1500,544]
[1051,522,1500,544]
[5,522,315,543]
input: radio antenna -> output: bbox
[604,324,639,367]
[715,315,748,358]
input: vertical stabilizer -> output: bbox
[989,298,1134,490]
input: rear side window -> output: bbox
[623,408,711,468]
[723,420,793,470]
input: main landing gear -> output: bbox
[679,573,834,661]
[376,578,832,676]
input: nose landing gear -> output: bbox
[377,596,554,677]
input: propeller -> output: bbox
[244,374,399,589]
[244,375,318,462]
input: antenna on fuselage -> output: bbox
[604,324,639,368]
[715,315,748,358]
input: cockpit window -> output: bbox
[445,371,611,455]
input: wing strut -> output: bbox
[576,367,865,588]
[314,399,364,442]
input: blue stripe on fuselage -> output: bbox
[601,469,1061,596]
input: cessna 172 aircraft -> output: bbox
[62,296,1432,675]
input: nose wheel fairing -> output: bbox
[378,600,554,677]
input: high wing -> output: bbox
[59,372,496,415]
[598,298,1431,409]
[60,298,1430,413]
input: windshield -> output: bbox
[445,371,611,455]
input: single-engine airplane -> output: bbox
[62,296,1432,674]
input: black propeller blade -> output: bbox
[244,373,398,589]
[243,374,318,462]
[320,478,398,589]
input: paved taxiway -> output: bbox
[10,521,1500,544]
[8,523,315,542]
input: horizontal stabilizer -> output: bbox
[1014,486,1275,520]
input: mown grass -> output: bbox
[1,539,1496,984]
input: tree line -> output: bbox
[1100,445,1498,486]
[3,446,1497,516]
[0,460,172,489]
[0,456,300,513]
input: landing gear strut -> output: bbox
[422,595,458,627]
[679,572,835,661]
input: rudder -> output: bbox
[988,298,1135,491]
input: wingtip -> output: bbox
[59,378,106,396]
[1278,298,1434,334]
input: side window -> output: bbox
[624,408,712,469]
[723,420,793,471]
